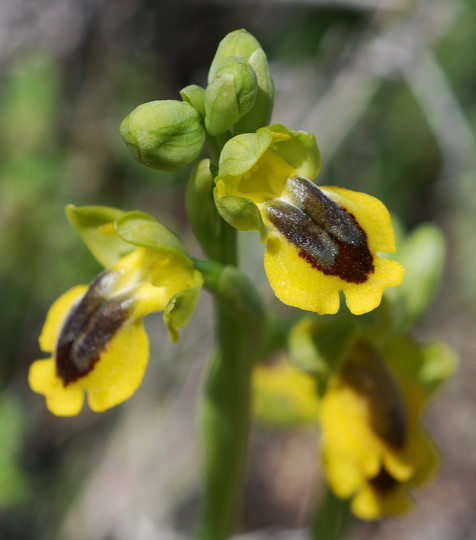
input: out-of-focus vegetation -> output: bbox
[1,1,475,539]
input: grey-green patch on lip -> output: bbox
[264,177,374,284]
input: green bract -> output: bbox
[288,318,355,384]
[208,29,274,134]
[120,100,205,171]
[186,159,224,261]
[180,84,206,117]
[205,56,257,136]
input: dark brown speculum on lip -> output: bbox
[55,271,131,386]
[341,343,408,449]
[265,177,374,284]
[298,226,374,283]
[369,468,398,495]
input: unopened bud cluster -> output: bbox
[120,29,274,172]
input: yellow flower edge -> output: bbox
[30,321,149,416]
[38,285,88,353]
[319,372,438,520]
[351,481,411,520]
[29,285,150,416]
[253,359,320,425]
[263,187,405,315]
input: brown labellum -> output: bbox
[55,271,131,386]
[264,177,374,284]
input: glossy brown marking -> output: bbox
[369,468,398,495]
[55,273,131,386]
[266,179,375,284]
[298,220,374,284]
[56,340,100,386]
[341,343,407,449]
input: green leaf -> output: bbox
[383,336,457,399]
[390,224,446,329]
[420,341,458,398]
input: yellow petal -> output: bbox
[321,186,397,254]
[320,385,382,478]
[84,320,149,412]
[38,286,88,353]
[382,430,431,483]
[146,253,197,307]
[252,360,320,425]
[29,359,84,416]
[408,431,439,487]
[218,149,296,205]
[351,481,411,520]
[264,229,341,315]
[263,226,404,316]
[342,257,405,315]
[321,443,362,498]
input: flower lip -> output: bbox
[265,200,338,268]
[369,468,398,495]
[285,177,365,246]
[264,177,375,284]
[55,271,132,386]
[341,343,408,449]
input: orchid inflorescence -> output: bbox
[29,29,455,538]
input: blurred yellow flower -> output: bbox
[29,248,201,416]
[215,125,404,315]
[319,342,438,520]
[253,358,320,426]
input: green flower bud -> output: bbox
[205,56,257,136]
[208,29,264,82]
[180,84,206,117]
[120,100,205,171]
[234,47,274,133]
[208,29,274,133]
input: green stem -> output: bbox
[200,302,250,540]
[310,487,353,540]
[206,131,232,166]
[197,259,266,540]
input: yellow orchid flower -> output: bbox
[29,247,201,416]
[319,341,438,520]
[215,125,404,315]
[253,357,320,427]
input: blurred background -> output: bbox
[1,0,476,538]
